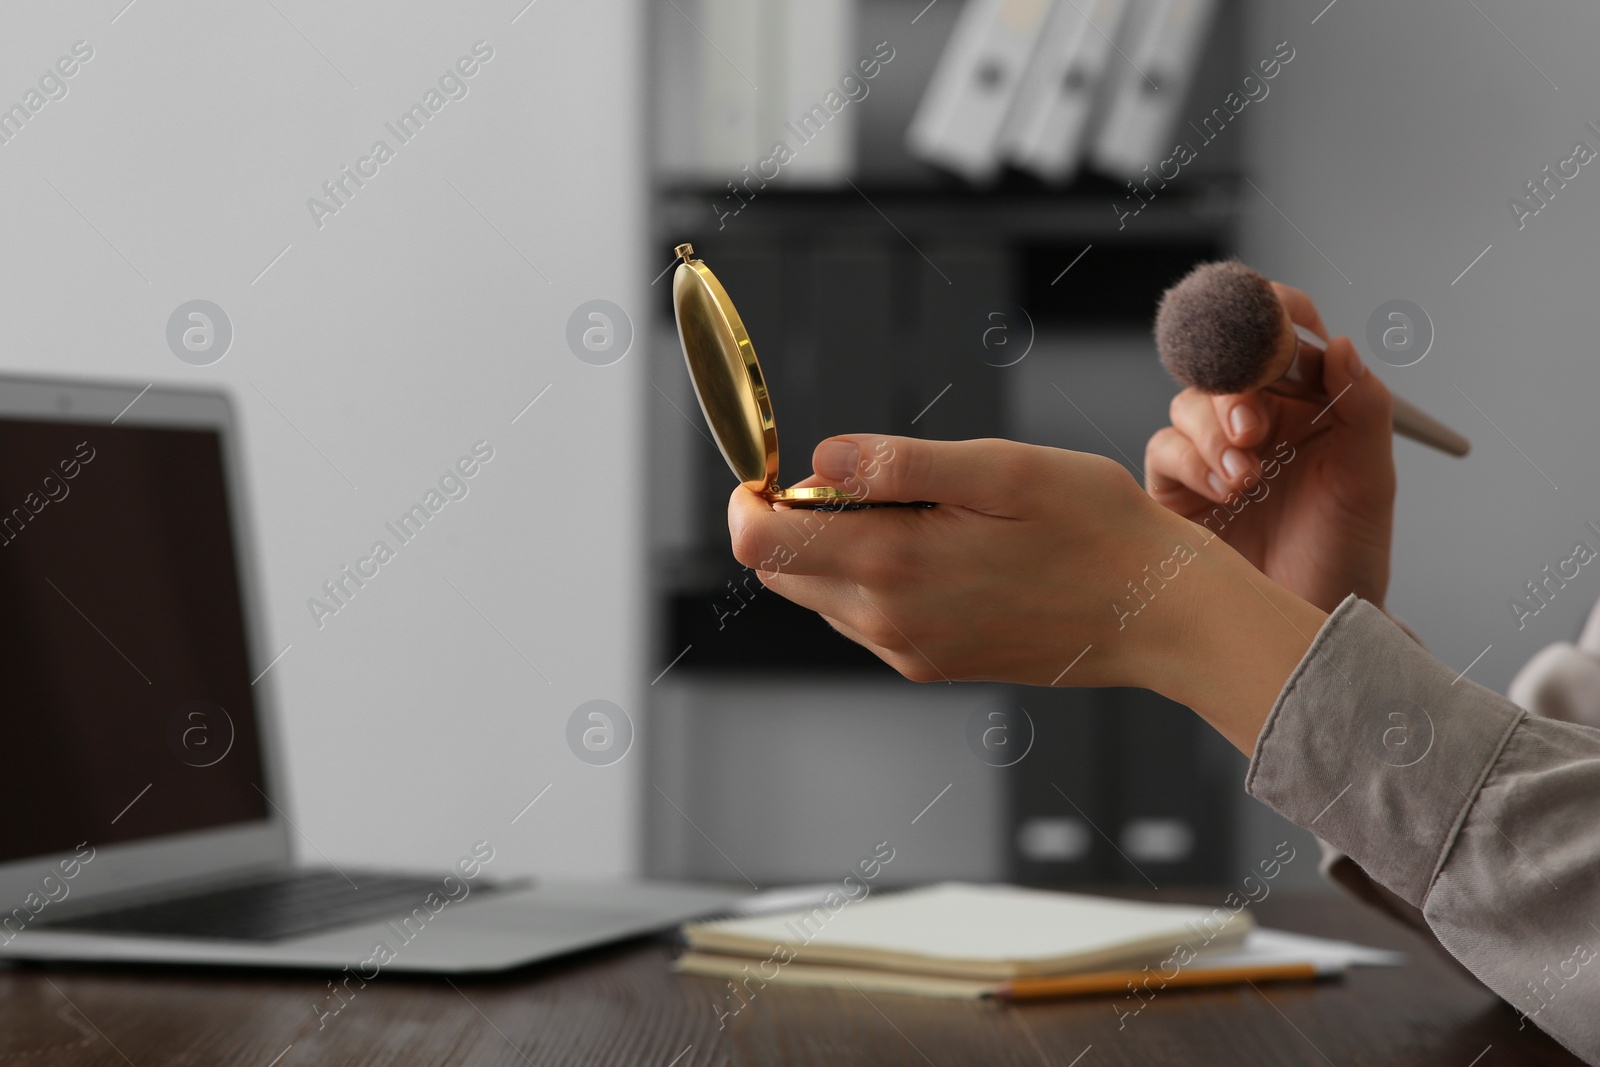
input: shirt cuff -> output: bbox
[1245,596,1524,907]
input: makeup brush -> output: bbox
[1154,261,1470,457]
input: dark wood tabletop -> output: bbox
[0,890,1580,1066]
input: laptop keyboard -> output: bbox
[40,870,489,943]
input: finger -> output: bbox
[1208,391,1270,449]
[1169,389,1260,489]
[808,435,1036,516]
[1319,336,1392,434]
[756,568,867,621]
[755,571,903,658]
[1145,426,1228,505]
[728,486,876,578]
[1271,282,1329,342]
[819,612,899,662]
[787,471,829,490]
[819,609,935,682]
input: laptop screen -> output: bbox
[0,415,268,864]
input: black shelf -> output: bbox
[665,582,899,674]
[657,175,1242,243]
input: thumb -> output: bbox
[1321,336,1393,435]
[810,434,1030,514]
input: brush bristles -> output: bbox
[1154,261,1283,394]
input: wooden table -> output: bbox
[0,891,1579,1066]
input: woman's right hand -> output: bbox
[1143,282,1398,613]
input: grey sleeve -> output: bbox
[1246,596,1600,1064]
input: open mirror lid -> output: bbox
[671,243,853,505]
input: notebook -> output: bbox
[680,882,1253,981]
[676,926,1403,999]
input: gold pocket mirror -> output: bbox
[671,243,859,508]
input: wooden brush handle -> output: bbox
[1391,394,1470,456]
[1281,326,1470,457]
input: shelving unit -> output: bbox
[656,179,1241,240]
[643,0,1263,890]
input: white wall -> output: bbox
[1243,0,1600,693]
[0,0,648,877]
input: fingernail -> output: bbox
[1206,472,1227,499]
[1222,449,1250,480]
[815,440,860,481]
[1229,404,1258,438]
[1351,346,1368,380]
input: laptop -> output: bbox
[0,374,737,972]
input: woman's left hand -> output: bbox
[726,434,1327,750]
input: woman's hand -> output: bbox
[1144,283,1396,612]
[727,435,1328,753]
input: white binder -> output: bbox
[779,0,857,183]
[907,0,1057,183]
[699,0,772,174]
[1000,0,1128,183]
[1091,0,1218,178]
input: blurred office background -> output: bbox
[4,0,1597,894]
[643,0,1600,894]
[646,0,1284,891]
